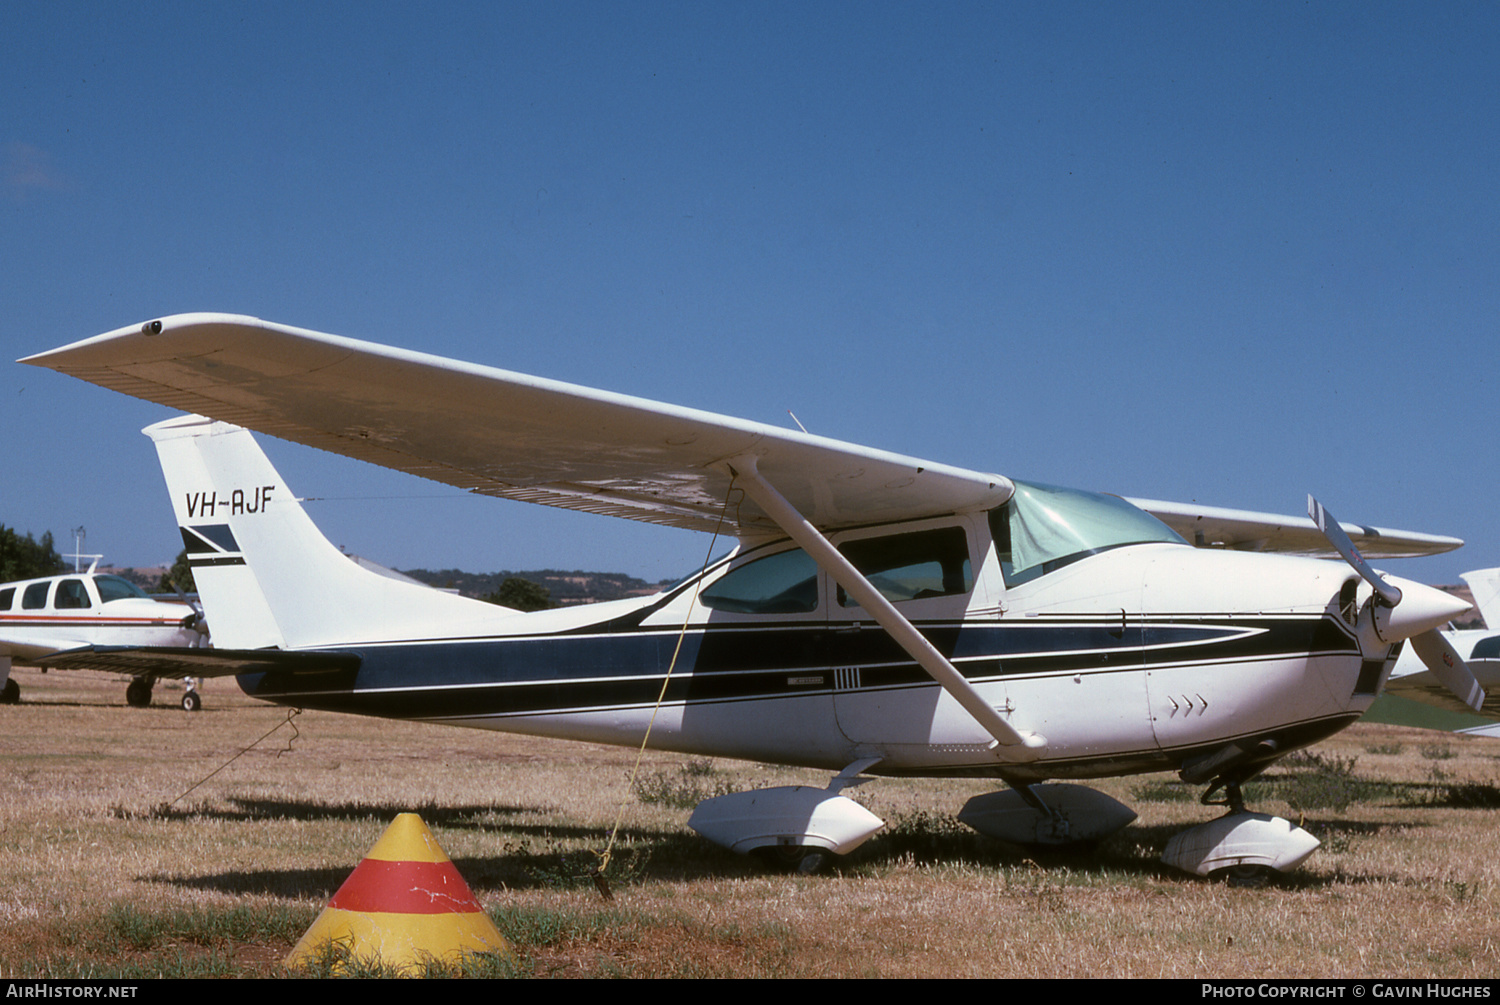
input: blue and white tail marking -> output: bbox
[145,415,512,650]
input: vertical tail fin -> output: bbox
[1459,568,1500,630]
[145,415,508,649]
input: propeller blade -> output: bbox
[167,578,209,638]
[1409,629,1486,712]
[1308,496,1402,607]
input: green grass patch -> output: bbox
[1131,779,1197,803]
[1278,751,1367,812]
[631,758,736,809]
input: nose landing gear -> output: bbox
[1162,773,1319,884]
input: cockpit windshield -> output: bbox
[990,480,1186,586]
[93,575,150,604]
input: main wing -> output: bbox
[23,314,1011,536]
[1129,498,1462,560]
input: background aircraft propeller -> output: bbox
[168,579,210,641]
[1309,496,1484,712]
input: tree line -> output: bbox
[0,527,65,582]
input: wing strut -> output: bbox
[726,455,1045,762]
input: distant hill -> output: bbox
[1440,582,1486,630]
[99,565,171,592]
[399,568,672,605]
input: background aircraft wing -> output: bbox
[42,645,361,679]
[0,637,93,662]
[1383,661,1500,717]
[24,314,1011,536]
[1129,498,1462,559]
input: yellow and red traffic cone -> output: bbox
[285,812,513,973]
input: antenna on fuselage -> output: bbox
[67,526,103,574]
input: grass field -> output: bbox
[3,665,1499,978]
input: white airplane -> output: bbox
[1366,567,1500,737]
[0,561,208,708]
[20,314,1478,882]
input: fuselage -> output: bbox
[234,486,1401,782]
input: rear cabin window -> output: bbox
[699,548,819,614]
[837,527,972,607]
[22,583,49,610]
[0,588,13,610]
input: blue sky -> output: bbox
[3,2,1496,585]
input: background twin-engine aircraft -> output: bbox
[0,561,205,708]
[17,314,1479,880]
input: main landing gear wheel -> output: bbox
[1,679,18,704]
[752,845,834,875]
[125,679,153,708]
[1213,864,1274,889]
[181,691,201,712]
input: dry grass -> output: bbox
[3,665,1500,977]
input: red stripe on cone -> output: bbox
[328,858,483,914]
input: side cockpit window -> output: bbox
[94,575,148,604]
[837,527,972,607]
[54,579,90,609]
[699,548,819,614]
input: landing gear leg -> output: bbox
[1200,777,1247,814]
[1016,783,1072,845]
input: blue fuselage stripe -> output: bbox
[237,615,1357,720]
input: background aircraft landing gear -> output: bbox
[125,678,153,708]
[181,690,201,712]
